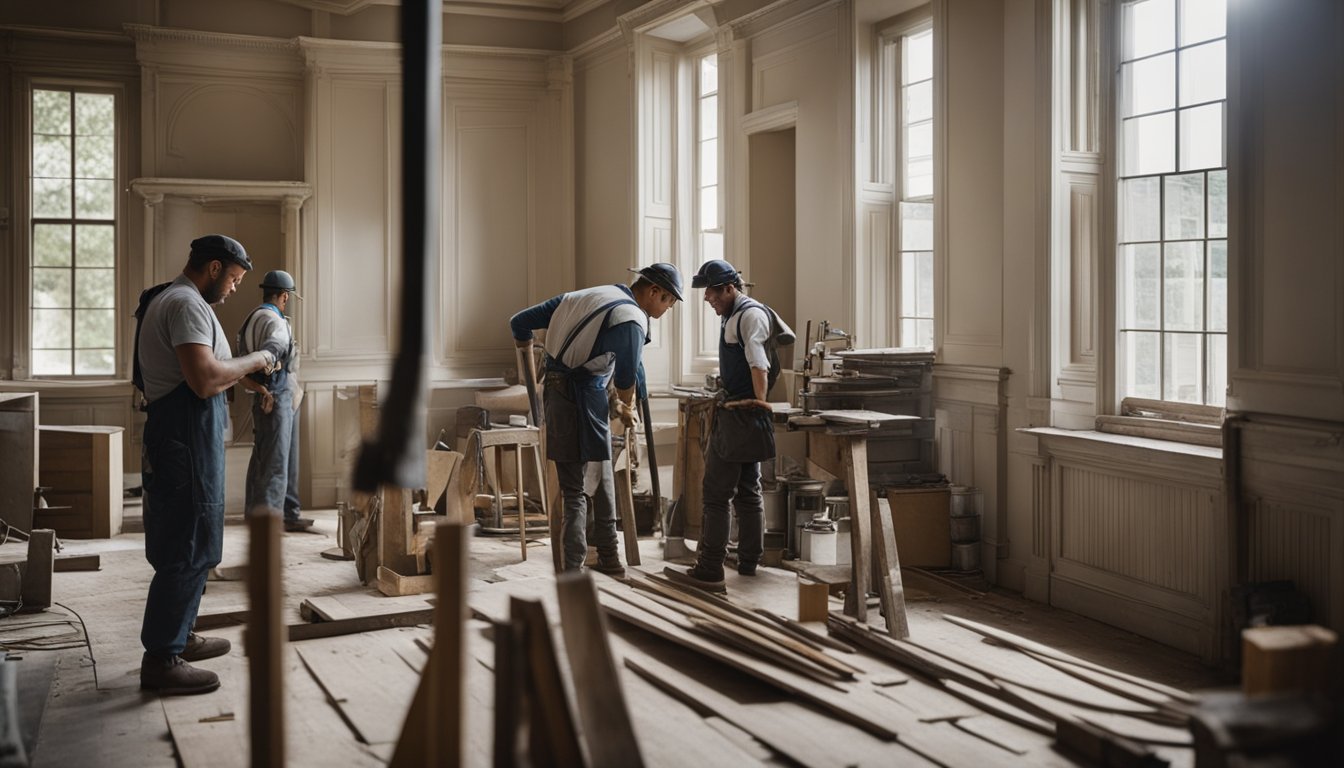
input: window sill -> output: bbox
[0,379,134,397]
[1021,426,1223,462]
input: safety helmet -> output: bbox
[628,262,684,301]
[190,234,252,271]
[690,259,741,289]
[259,270,302,299]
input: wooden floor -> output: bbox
[1,508,1229,766]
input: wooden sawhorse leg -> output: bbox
[839,434,910,638]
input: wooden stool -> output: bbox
[473,426,547,561]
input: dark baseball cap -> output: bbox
[190,234,253,271]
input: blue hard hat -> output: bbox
[691,259,741,289]
[629,262,684,301]
[259,269,303,300]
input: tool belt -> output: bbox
[709,403,775,464]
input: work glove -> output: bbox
[615,400,639,430]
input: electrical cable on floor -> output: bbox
[0,603,100,689]
[55,601,100,690]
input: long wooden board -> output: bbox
[295,635,421,746]
[871,497,910,638]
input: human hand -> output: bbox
[616,400,639,429]
[261,390,275,415]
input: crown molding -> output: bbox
[124,23,297,52]
[130,177,312,206]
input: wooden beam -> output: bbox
[430,522,467,767]
[841,437,872,620]
[871,497,910,638]
[512,597,585,767]
[556,573,644,768]
[247,514,285,768]
[52,554,100,572]
[618,427,642,566]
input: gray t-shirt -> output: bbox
[138,274,231,403]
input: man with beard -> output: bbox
[133,234,279,695]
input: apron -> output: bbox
[542,298,635,463]
[709,299,776,463]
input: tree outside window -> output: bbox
[897,28,933,348]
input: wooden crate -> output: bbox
[36,425,124,539]
[885,486,951,568]
[0,392,39,533]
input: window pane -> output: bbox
[906,121,933,160]
[1181,0,1226,46]
[1121,331,1161,399]
[1207,169,1227,237]
[1164,241,1204,331]
[1179,40,1225,106]
[33,268,71,309]
[901,253,918,317]
[76,268,115,308]
[76,134,115,179]
[904,81,932,124]
[32,90,70,135]
[75,93,115,136]
[699,138,717,187]
[904,30,932,84]
[32,178,72,218]
[76,178,115,219]
[1205,334,1226,406]
[916,319,933,347]
[1179,103,1223,171]
[76,308,115,348]
[1123,0,1175,60]
[1163,172,1205,240]
[699,95,717,141]
[1120,177,1161,242]
[32,349,71,376]
[900,202,933,251]
[1163,332,1204,402]
[33,135,71,178]
[33,308,72,348]
[34,224,73,266]
[916,251,934,317]
[905,158,933,199]
[1122,111,1175,175]
[76,224,115,267]
[1120,244,1161,329]
[900,319,919,347]
[75,348,116,376]
[700,186,718,230]
[1121,53,1175,116]
[699,56,717,97]
[701,231,723,263]
[1208,240,1227,331]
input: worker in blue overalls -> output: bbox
[133,235,280,696]
[667,259,793,594]
[237,270,311,532]
[509,264,683,574]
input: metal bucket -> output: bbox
[950,514,980,543]
[952,542,980,572]
[762,485,787,532]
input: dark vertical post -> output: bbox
[430,522,467,766]
[353,0,441,493]
[248,513,284,767]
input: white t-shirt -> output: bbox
[724,294,771,371]
[138,275,231,403]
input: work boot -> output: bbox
[592,555,626,579]
[284,516,315,532]
[662,564,726,594]
[737,561,758,577]
[180,633,231,662]
[140,654,221,696]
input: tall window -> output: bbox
[696,52,722,353]
[1116,0,1226,405]
[30,88,118,377]
[897,28,934,347]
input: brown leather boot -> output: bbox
[140,654,221,696]
[180,633,231,662]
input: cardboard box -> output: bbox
[885,486,951,568]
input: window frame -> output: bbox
[688,44,722,375]
[17,77,127,382]
[1110,0,1228,409]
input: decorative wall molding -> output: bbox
[740,99,797,135]
[129,178,311,205]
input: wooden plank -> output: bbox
[871,497,910,638]
[512,597,585,767]
[797,578,830,623]
[493,620,521,767]
[52,554,100,572]
[288,608,435,642]
[378,487,419,576]
[1242,625,1337,696]
[556,573,644,768]
[296,635,421,746]
[941,615,1196,704]
[20,529,54,610]
[430,522,467,766]
[246,514,284,768]
[299,596,358,622]
[841,437,872,620]
[618,427,642,566]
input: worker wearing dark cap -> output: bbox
[509,263,683,574]
[667,259,794,594]
[133,234,280,695]
[237,270,311,532]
